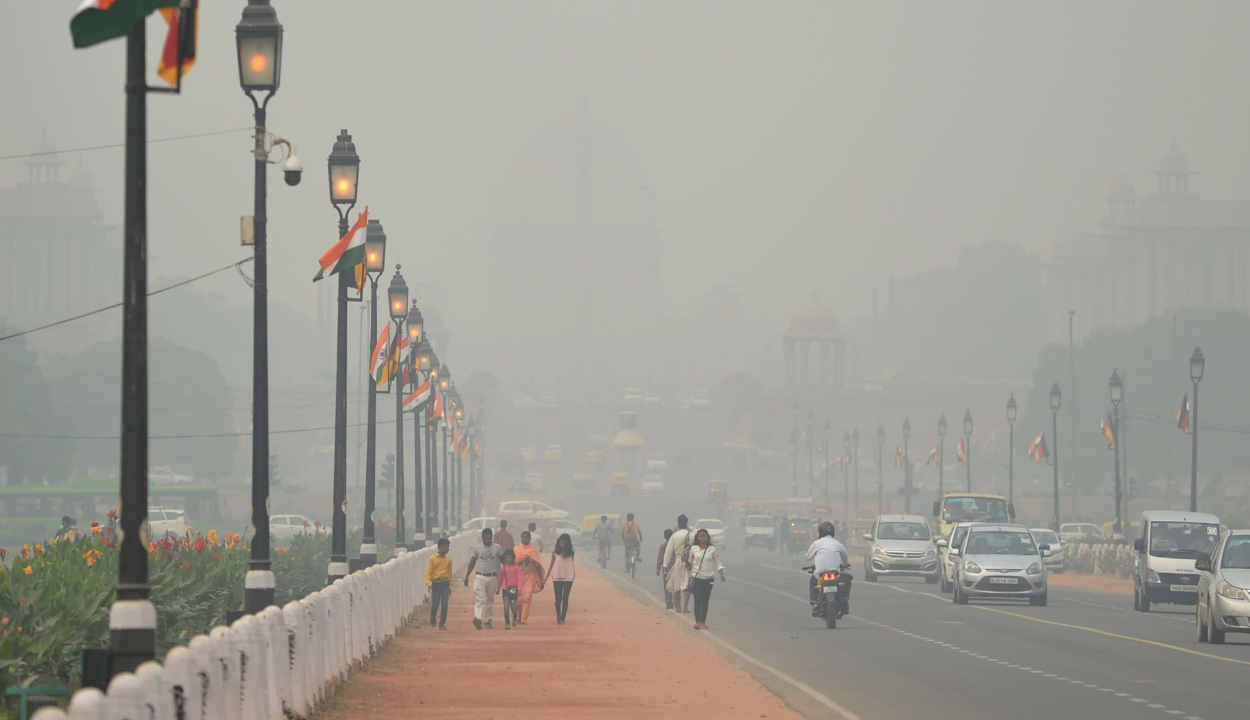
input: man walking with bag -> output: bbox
[662,514,694,614]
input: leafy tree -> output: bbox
[1019,307,1250,506]
[0,317,75,484]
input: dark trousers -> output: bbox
[430,580,450,627]
[553,580,573,621]
[502,590,519,626]
[690,577,714,623]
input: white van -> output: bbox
[1133,510,1221,612]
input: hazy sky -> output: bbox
[4,0,1250,337]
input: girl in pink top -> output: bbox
[497,549,521,629]
[545,533,577,624]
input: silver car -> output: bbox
[952,524,1052,606]
[1196,529,1250,644]
[863,514,940,583]
[1029,528,1066,573]
[937,521,978,593]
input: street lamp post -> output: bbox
[427,356,440,538]
[822,421,831,508]
[1049,383,1062,531]
[901,417,913,513]
[387,269,409,554]
[1110,369,1124,535]
[1006,394,1017,506]
[454,392,465,529]
[236,0,284,615]
[937,413,947,499]
[791,404,798,497]
[962,410,974,492]
[357,219,386,568]
[326,129,360,584]
[876,424,885,515]
[842,430,851,526]
[807,411,815,498]
[852,430,860,520]
[405,302,424,549]
[439,364,452,533]
[412,336,430,548]
[1190,347,1204,512]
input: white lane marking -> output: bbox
[1148,704,1165,709]
[599,567,862,720]
[1166,710,1185,715]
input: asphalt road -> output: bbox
[578,509,1250,720]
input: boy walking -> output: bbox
[425,537,453,629]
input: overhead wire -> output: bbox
[0,127,252,161]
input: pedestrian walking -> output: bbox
[514,531,546,625]
[656,528,674,609]
[546,533,576,624]
[495,519,515,554]
[662,514,694,613]
[498,549,521,629]
[424,537,452,629]
[687,528,726,630]
[463,528,505,629]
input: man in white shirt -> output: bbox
[804,521,850,613]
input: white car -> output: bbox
[552,519,581,539]
[521,473,545,493]
[641,477,665,495]
[1029,528,1066,572]
[519,447,538,463]
[691,389,712,408]
[147,507,189,540]
[646,453,668,472]
[694,519,727,548]
[951,524,1051,606]
[498,500,568,520]
[461,516,497,534]
[939,522,978,593]
[543,444,563,463]
[149,466,192,485]
[270,514,315,541]
[623,388,642,405]
[1059,522,1103,542]
[643,392,662,407]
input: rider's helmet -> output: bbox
[818,521,836,538]
[601,515,608,521]
[627,513,634,521]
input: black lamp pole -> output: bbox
[386,268,410,552]
[1049,383,1062,532]
[326,129,360,584]
[852,430,860,520]
[358,220,386,567]
[962,410,974,492]
[412,337,431,548]
[1190,347,1204,512]
[1006,394,1017,506]
[428,357,441,537]
[842,430,851,526]
[822,421,830,508]
[902,417,912,514]
[937,413,947,500]
[876,424,885,515]
[439,365,452,532]
[1110,369,1123,535]
[791,404,798,497]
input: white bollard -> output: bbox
[281,601,308,719]
[104,672,145,720]
[259,607,285,720]
[135,661,173,720]
[31,709,68,720]
[65,687,107,720]
[188,635,220,720]
[231,615,268,720]
[209,626,242,720]
[162,647,203,720]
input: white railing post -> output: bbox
[258,607,285,720]
[135,661,173,720]
[65,687,106,720]
[105,673,145,720]
[281,601,307,719]
[188,635,220,720]
[209,626,241,720]
[162,646,202,720]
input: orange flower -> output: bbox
[207,530,220,547]
[92,525,102,535]
[183,561,191,572]
[276,547,288,555]
[83,549,102,567]
[1,617,8,626]
[33,544,43,556]
[23,566,33,575]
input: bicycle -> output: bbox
[598,542,610,569]
[624,542,640,577]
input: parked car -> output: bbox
[461,516,497,533]
[149,465,192,485]
[498,500,568,520]
[270,514,315,541]
[543,444,563,463]
[1029,528,1066,572]
[1059,522,1103,542]
[1196,529,1250,644]
[641,476,665,495]
[147,507,189,540]
[694,518,726,547]
[646,453,668,472]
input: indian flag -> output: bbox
[376,337,409,389]
[314,208,369,281]
[370,324,391,383]
[403,378,432,413]
[430,390,444,421]
[71,0,180,49]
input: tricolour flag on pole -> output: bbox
[893,446,904,467]
[957,438,968,465]
[1101,413,1117,450]
[71,0,180,49]
[403,378,432,413]
[926,445,939,465]
[377,337,409,389]
[1177,394,1190,435]
[370,324,391,383]
[156,1,197,86]
[430,389,444,421]
[1028,432,1049,462]
[314,208,369,281]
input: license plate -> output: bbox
[1170,584,1197,592]
[822,585,839,594]
[989,577,1017,584]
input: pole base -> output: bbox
[326,561,349,585]
[108,599,156,676]
[360,543,378,568]
[395,547,408,557]
[244,569,276,614]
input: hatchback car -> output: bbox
[270,514,315,541]
[952,524,1051,606]
[694,519,727,547]
[863,514,939,583]
[497,501,568,520]
[1196,529,1250,644]
[1029,528,1065,573]
[937,521,978,593]
[147,507,189,540]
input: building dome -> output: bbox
[31,130,58,159]
[786,294,842,338]
[1106,173,1135,200]
[1159,140,1190,175]
[610,428,645,450]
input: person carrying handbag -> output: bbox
[662,515,695,613]
[687,528,726,630]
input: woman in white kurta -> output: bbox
[663,516,694,613]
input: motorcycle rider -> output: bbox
[804,521,850,616]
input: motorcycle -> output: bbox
[804,563,852,629]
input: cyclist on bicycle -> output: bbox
[595,515,613,563]
[621,513,643,571]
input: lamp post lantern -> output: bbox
[326,129,360,584]
[1006,394,1017,505]
[902,416,912,513]
[876,424,885,515]
[962,409,973,492]
[1110,369,1124,534]
[1049,383,1062,531]
[236,0,284,615]
[357,219,386,568]
[1190,347,1204,512]
[937,413,947,500]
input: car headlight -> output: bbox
[1027,562,1043,575]
[873,545,887,556]
[923,547,937,558]
[964,561,982,574]
[1216,581,1249,601]
[1147,570,1161,584]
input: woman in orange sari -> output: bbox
[515,531,546,625]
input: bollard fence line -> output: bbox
[31,534,471,720]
